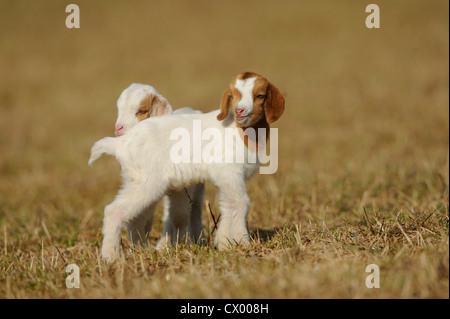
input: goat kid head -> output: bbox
[115,83,173,136]
[217,72,285,128]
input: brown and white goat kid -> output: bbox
[113,83,205,249]
[89,73,285,261]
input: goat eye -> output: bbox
[256,94,266,99]
[136,110,148,115]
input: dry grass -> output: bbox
[0,0,448,298]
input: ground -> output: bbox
[0,0,448,298]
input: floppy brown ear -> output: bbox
[151,95,173,117]
[265,82,285,124]
[217,88,232,121]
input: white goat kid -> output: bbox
[113,83,205,249]
[89,72,285,262]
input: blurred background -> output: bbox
[0,0,448,297]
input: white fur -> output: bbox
[115,83,172,136]
[113,83,205,249]
[89,110,257,261]
[90,74,284,262]
[158,108,206,249]
[234,77,256,126]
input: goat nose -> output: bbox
[115,124,124,136]
[236,108,245,115]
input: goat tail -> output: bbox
[88,137,118,166]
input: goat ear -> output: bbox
[151,95,173,116]
[265,82,285,124]
[217,88,232,121]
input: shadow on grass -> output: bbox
[250,226,290,243]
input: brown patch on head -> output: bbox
[239,72,260,80]
[242,74,284,126]
[217,72,285,147]
[136,95,152,122]
[217,88,232,121]
[238,77,270,151]
[246,76,270,127]
[136,93,171,122]
[264,82,285,124]
[217,79,244,121]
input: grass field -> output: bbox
[0,0,448,299]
